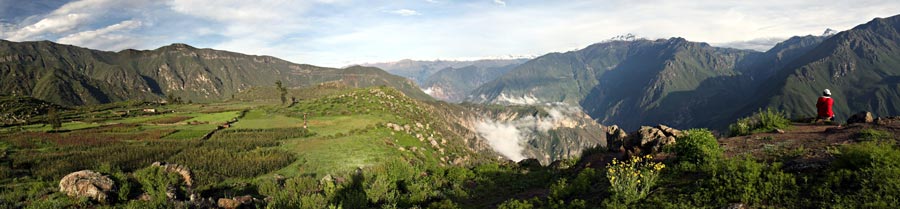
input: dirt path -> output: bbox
[200,109,248,140]
[718,121,900,172]
[720,123,851,159]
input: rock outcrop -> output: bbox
[150,162,198,201]
[59,170,116,203]
[217,198,241,209]
[847,111,875,124]
[605,125,629,152]
[630,125,682,153]
[151,162,193,187]
[606,124,682,155]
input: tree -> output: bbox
[47,106,61,131]
[276,80,287,105]
[166,94,182,104]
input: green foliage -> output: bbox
[96,164,134,203]
[856,128,894,141]
[814,142,900,207]
[729,108,792,136]
[549,178,571,199]
[698,157,798,206]
[672,129,723,165]
[605,155,665,205]
[498,199,535,209]
[276,80,288,105]
[169,148,294,189]
[133,166,184,201]
[46,106,61,131]
[24,193,84,209]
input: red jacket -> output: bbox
[817,96,834,118]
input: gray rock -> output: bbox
[722,203,748,209]
[624,125,682,154]
[59,170,115,203]
[217,198,241,209]
[847,111,874,124]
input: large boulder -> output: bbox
[605,125,628,152]
[627,125,682,153]
[59,170,116,203]
[847,111,874,124]
[217,198,241,209]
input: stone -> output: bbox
[151,162,193,187]
[218,198,241,209]
[605,125,628,152]
[722,203,748,209]
[625,125,682,154]
[847,111,874,124]
[773,128,785,134]
[235,195,254,204]
[59,170,116,203]
[657,124,683,137]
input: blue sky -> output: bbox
[1,0,899,67]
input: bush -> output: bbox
[814,142,900,207]
[133,166,185,201]
[700,157,798,206]
[672,129,722,165]
[855,128,893,141]
[498,199,534,209]
[729,108,791,136]
[605,155,665,205]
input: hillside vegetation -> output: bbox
[4,95,900,208]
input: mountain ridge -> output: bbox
[0,39,430,106]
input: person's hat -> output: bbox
[824,89,832,96]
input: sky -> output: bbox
[1,0,898,67]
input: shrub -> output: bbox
[549,178,571,199]
[855,128,893,141]
[814,142,900,207]
[729,108,791,136]
[700,157,798,206]
[133,166,184,201]
[498,199,534,209]
[832,141,900,170]
[672,129,723,165]
[606,155,665,205]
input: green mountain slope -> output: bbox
[467,27,841,131]
[0,40,429,106]
[751,15,900,121]
[469,38,762,130]
[421,64,517,102]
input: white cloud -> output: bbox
[474,104,583,161]
[390,9,422,16]
[2,0,900,67]
[713,37,787,52]
[0,0,165,49]
[476,120,526,161]
[4,12,91,41]
[57,19,144,50]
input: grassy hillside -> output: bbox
[0,85,491,207]
[4,93,900,208]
